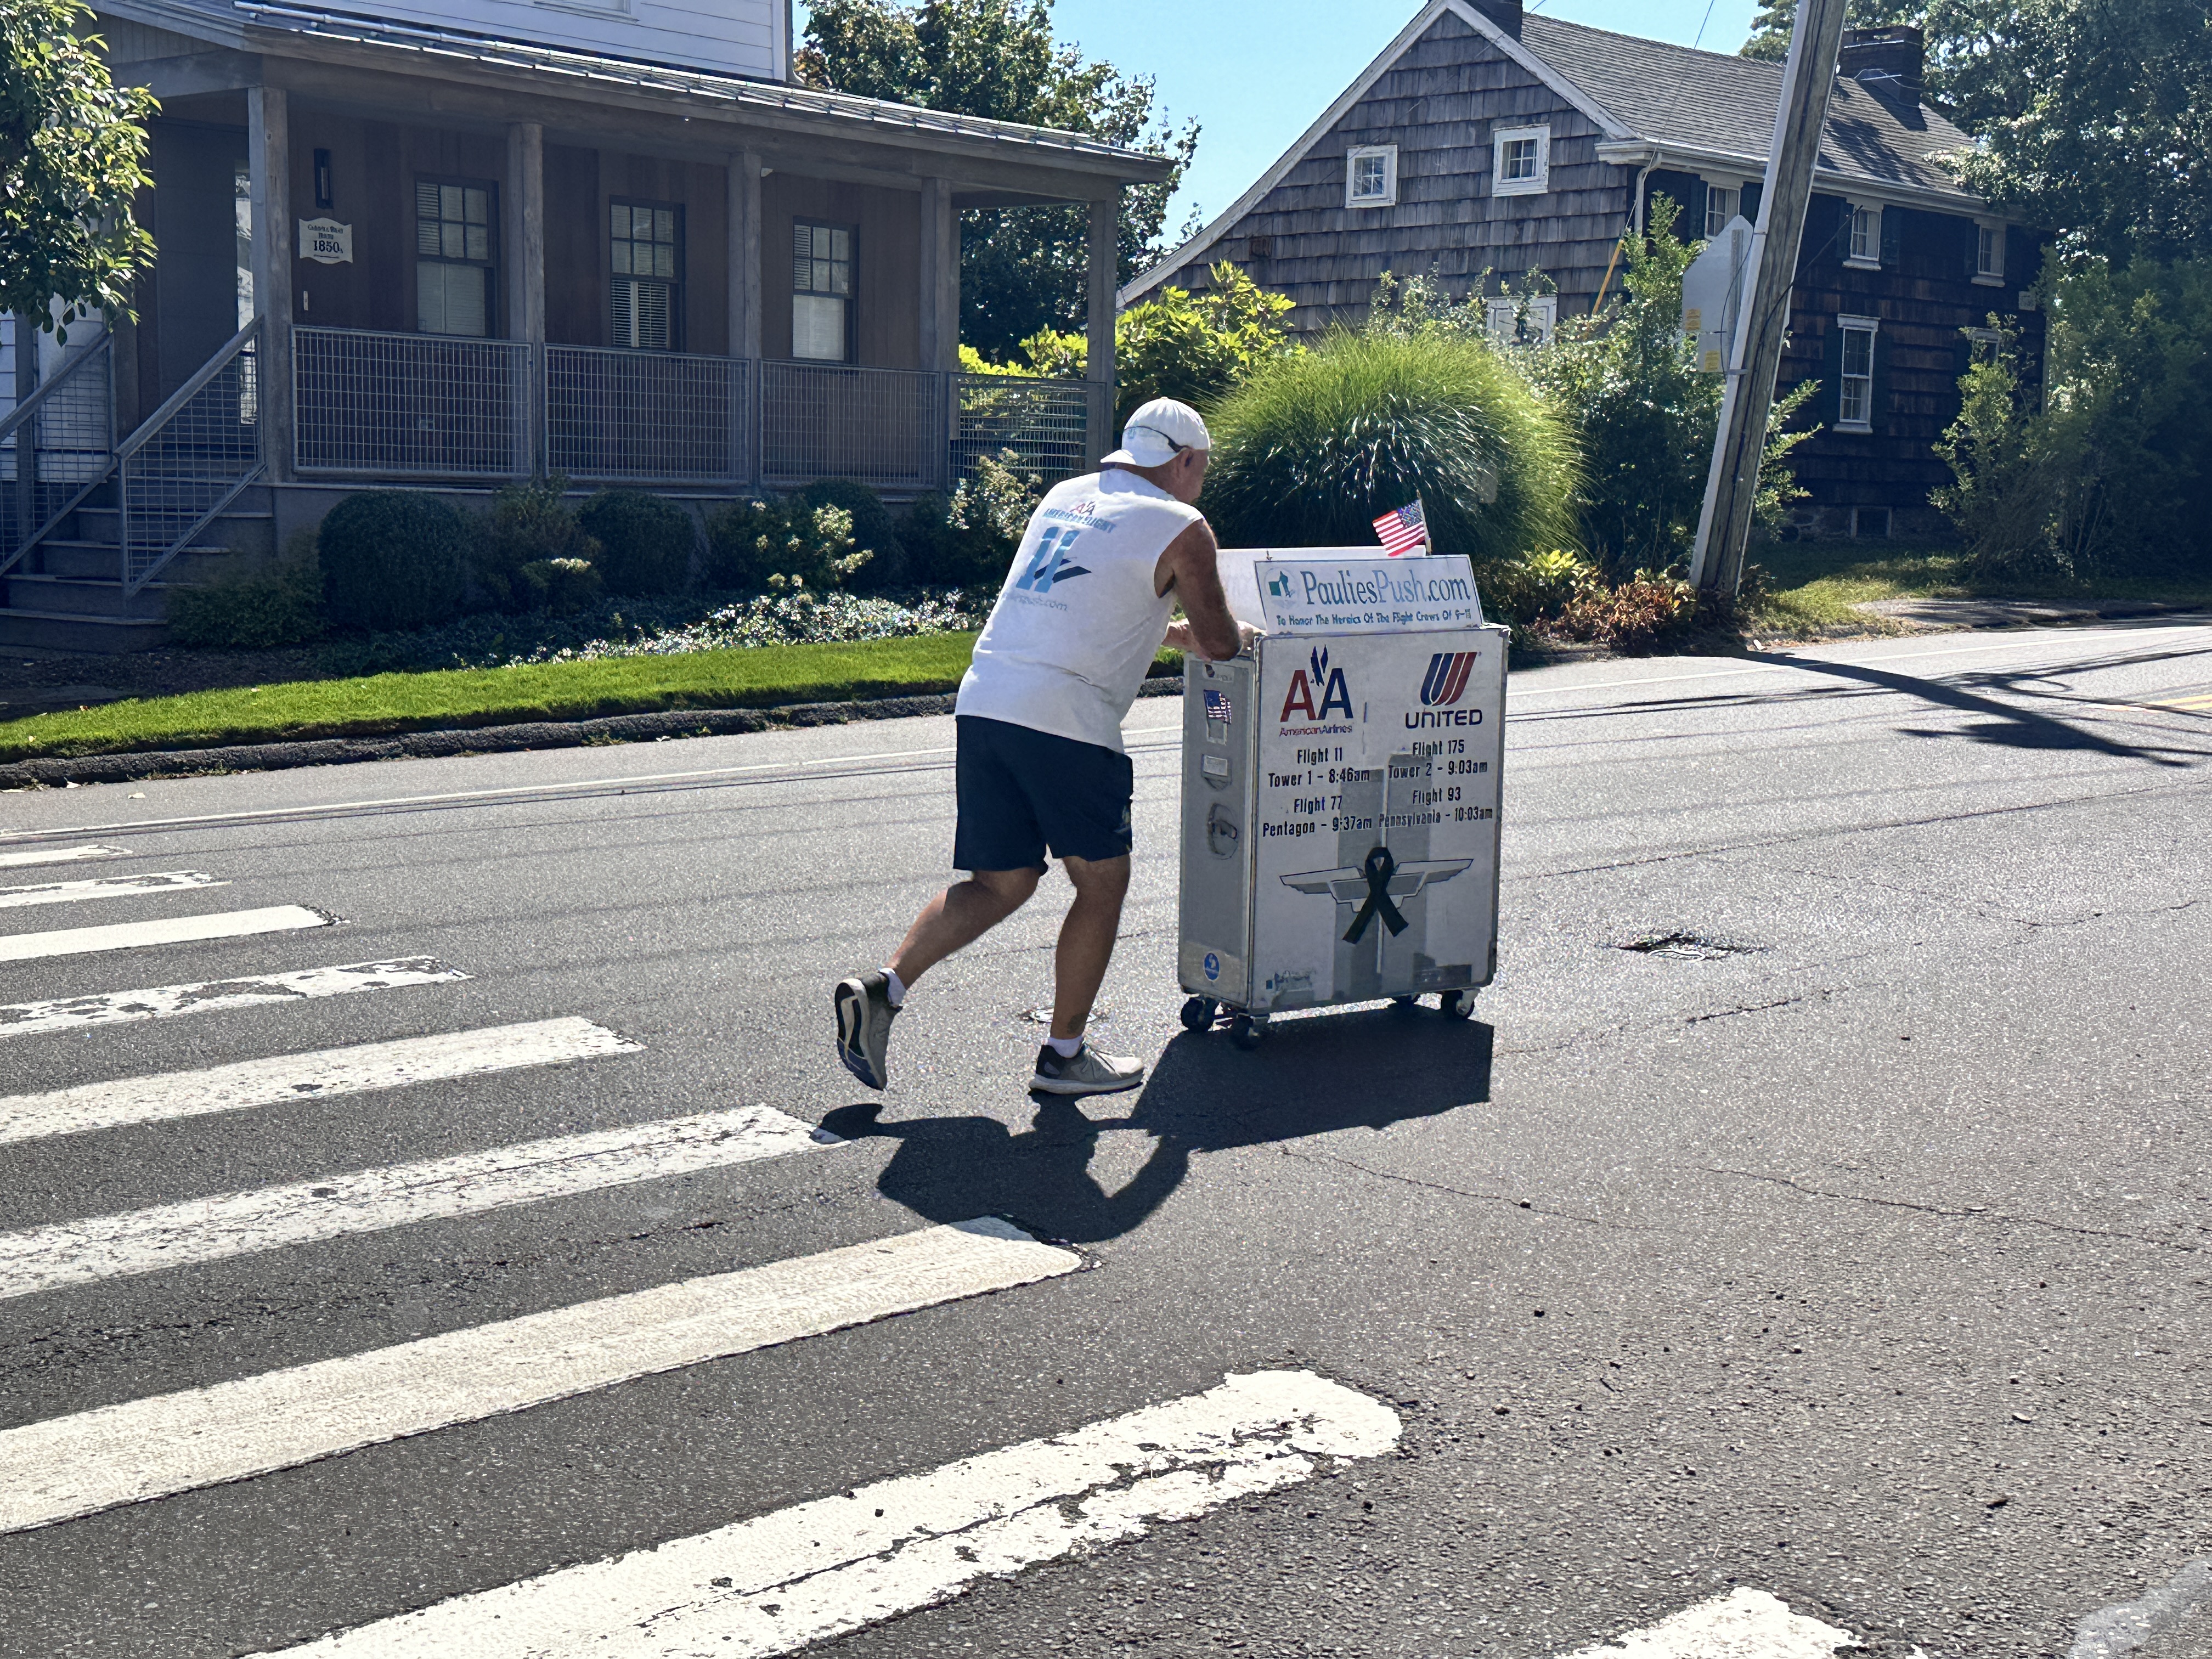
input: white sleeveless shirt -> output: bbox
[956,470,1200,753]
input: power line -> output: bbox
[1692,0,1719,49]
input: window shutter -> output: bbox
[1821,321,1847,427]
[1741,182,1763,226]
[1881,207,1902,267]
[1688,177,1710,236]
[1870,329,1893,433]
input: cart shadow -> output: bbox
[820,1008,1493,1245]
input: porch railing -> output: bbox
[759,361,940,492]
[288,329,1103,494]
[117,318,264,594]
[952,374,1104,488]
[546,346,747,486]
[295,326,532,479]
[1,334,115,580]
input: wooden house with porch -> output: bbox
[1121,0,2044,544]
[0,0,1166,650]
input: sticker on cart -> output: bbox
[1257,554,1483,636]
[1203,951,1221,981]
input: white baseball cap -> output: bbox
[1102,397,1210,468]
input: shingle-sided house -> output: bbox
[0,0,1169,650]
[1121,0,2042,543]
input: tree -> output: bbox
[1740,0,1921,61]
[965,263,1298,422]
[1,0,155,343]
[1936,0,2212,265]
[797,0,1197,360]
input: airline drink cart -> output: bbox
[1176,550,1508,1049]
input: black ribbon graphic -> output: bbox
[1343,845,1410,945]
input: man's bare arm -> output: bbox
[1155,518,1254,662]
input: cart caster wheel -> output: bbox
[1229,1014,1265,1051]
[1439,989,1476,1020]
[1180,996,1218,1034]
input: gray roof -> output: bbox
[1523,13,1977,200]
[132,0,1170,172]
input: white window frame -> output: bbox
[1974,219,2007,285]
[1492,125,1550,198]
[1837,315,1880,433]
[1346,145,1398,210]
[1845,202,1882,269]
[1484,294,1558,347]
[1703,180,1742,239]
[1965,325,2004,364]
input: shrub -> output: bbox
[795,478,907,589]
[318,490,467,631]
[1550,567,1700,651]
[1935,258,2212,582]
[577,489,695,595]
[473,475,599,613]
[167,548,325,648]
[1200,329,1579,563]
[515,557,603,617]
[933,451,1043,587]
[1480,548,1593,626]
[702,495,867,593]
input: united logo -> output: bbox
[1420,651,1480,708]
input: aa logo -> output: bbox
[1280,646,1353,721]
[1014,526,1090,593]
[1420,651,1479,708]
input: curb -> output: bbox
[0,676,1187,791]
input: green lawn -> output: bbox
[0,633,985,763]
[1745,541,2212,634]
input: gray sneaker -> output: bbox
[1030,1042,1146,1097]
[834,970,900,1091]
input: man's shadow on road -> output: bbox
[821,1008,1493,1245]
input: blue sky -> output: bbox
[796,2,1767,232]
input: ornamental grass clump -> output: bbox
[1199,329,1579,567]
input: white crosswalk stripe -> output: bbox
[0,870,225,911]
[254,1370,1401,1658]
[0,1018,640,1147]
[0,1218,1080,1535]
[1560,1588,1858,1657]
[0,1105,837,1301]
[0,844,120,868]
[0,957,467,1038]
[0,902,334,963]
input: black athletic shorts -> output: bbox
[952,715,1135,871]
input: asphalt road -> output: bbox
[1,619,2208,1659]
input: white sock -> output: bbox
[1047,1033,1083,1058]
[883,968,907,1007]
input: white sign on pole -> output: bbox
[1680,216,1753,374]
[298,218,354,264]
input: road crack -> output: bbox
[1277,1147,1671,1233]
[1707,1166,2202,1253]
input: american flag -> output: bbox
[1372,499,1428,557]
[1203,690,1234,721]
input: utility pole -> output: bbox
[1690,0,1853,597]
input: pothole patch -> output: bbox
[1617,931,1764,961]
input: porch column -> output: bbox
[247,85,294,483]
[919,177,958,489]
[728,149,762,360]
[505,121,545,475]
[1086,192,1119,464]
[728,149,761,484]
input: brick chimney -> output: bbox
[1839,25,1925,99]
[1468,0,1523,39]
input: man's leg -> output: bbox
[889,865,1042,989]
[1049,853,1130,1042]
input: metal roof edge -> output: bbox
[1593,137,2000,219]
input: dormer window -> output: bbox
[1347,145,1398,209]
[1846,204,1881,268]
[1493,126,1550,196]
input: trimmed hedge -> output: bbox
[579,489,696,595]
[319,491,467,631]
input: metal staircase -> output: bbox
[2,320,268,654]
